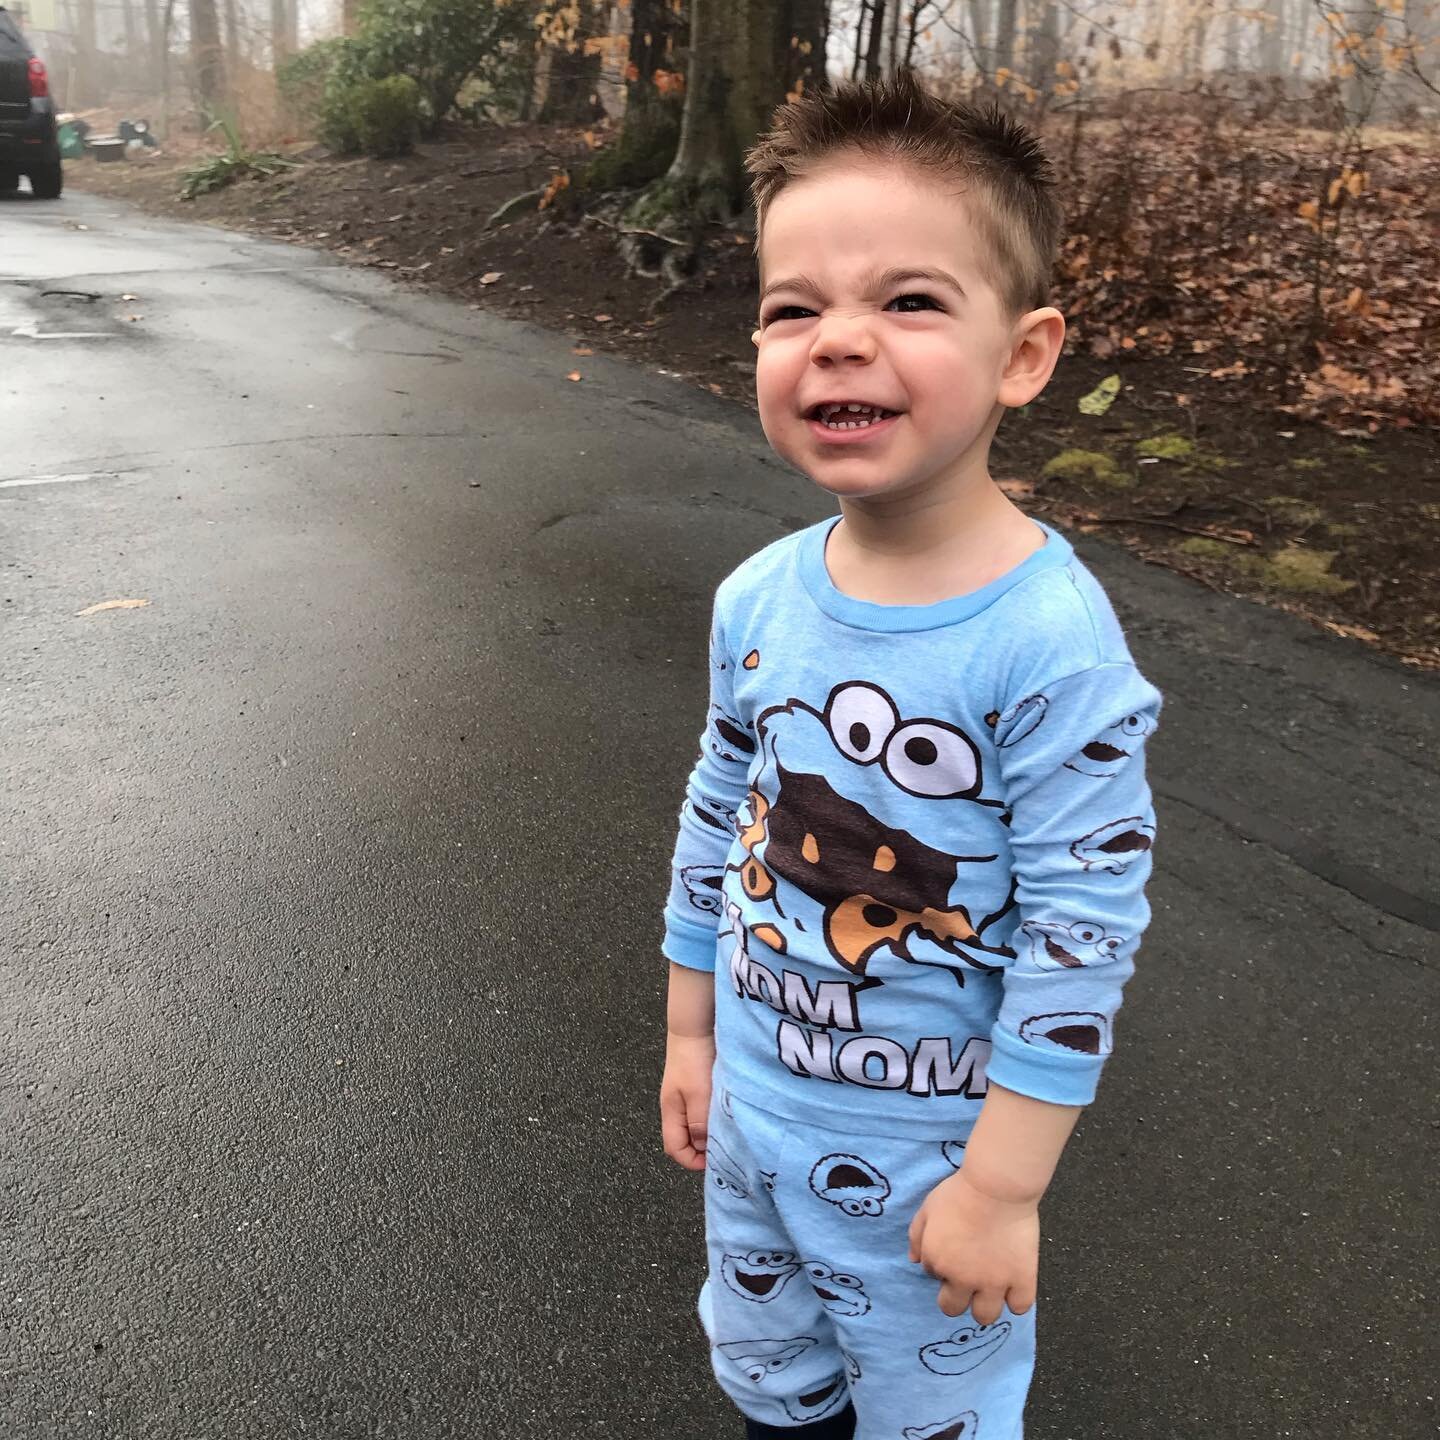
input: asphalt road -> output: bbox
[2,187,1436,1440]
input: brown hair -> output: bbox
[745,71,1064,318]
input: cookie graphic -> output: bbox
[707,1138,750,1201]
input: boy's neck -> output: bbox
[826,476,1045,607]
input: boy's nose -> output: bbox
[809,312,876,366]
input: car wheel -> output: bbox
[27,158,63,199]
[0,166,19,192]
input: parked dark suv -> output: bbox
[0,5,61,199]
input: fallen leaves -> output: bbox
[478,271,503,286]
[566,370,582,382]
[538,171,570,210]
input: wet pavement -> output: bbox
[2,187,1436,1439]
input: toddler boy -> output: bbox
[661,72,1160,1440]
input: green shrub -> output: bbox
[277,38,366,129]
[320,74,422,157]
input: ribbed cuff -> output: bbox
[985,1024,1104,1107]
[662,915,720,973]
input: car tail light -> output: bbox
[28,58,49,99]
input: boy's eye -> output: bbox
[887,292,941,313]
[763,305,814,323]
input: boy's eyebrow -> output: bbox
[759,266,967,305]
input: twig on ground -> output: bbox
[584,212,688,247]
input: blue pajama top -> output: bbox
[663,518,1162,1138]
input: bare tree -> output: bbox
[190,0,226,116]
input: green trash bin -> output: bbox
[58,122,86,159]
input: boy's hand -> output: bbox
[907,1168,1040,1324]
[660,1031,716,1172]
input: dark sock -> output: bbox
[744,1403,857,1439]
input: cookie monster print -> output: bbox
[842,1349,861,1383]
[710,707,758,765]
[715,1336,818,1384]
[722,1251,801,1303]
[920,1320,1012,1376]
[940,1140,967,1169]
[688,794,738,836]
[1019,1011,1111,1056]
[1021,919,1124,970]
[1064,711,1155,778]
[707,1138,751,1201]
[1071,816,1155,874]
[903,1412,979,1440]
[738,682,1018,984]
[681,864,725,916]
[808,1154,891,1217]
[783,1373,849,1422]
[802,1261,871,1317]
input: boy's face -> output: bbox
[752,157,1060,506]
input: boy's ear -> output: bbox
[996,307,1066,409]
[751,326,762,348]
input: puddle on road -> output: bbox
[0,282,134,341]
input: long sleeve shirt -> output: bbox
[663,517,1161,1138]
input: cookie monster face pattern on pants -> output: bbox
[903,1412,979,1440]
[707,1138,751,1201]
[722,1250,801,1303]
[809,1153,892,1217]
[783,1372,849,1422]
[716,1336,818,1384]
[919,1320,1012,1376]
[803,1260,871,1316]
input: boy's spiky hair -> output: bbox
[745,71,1064,318]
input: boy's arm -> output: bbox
[661,605,754,974]
[660,597,752,1170]
[912,661,1161,1317]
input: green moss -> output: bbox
[1325,522,1361,538]
[1288,457,1324,471]
[1419,503,1440,522]
[1262,495,1325,526]
[1041,448,1133,489]
[1256,545,1355,596]
[1135,433,1197,461]
[1176,537,1234,561]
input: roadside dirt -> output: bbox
[68,118,1440,670]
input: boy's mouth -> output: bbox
[807,401,900,431]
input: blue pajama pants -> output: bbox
[700,1089,1035,1439]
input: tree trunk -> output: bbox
[539,0,607,123]
[636,0,788,227]
[1031,0,1059,97]
[885,0,901,73]
[864,0,887,79]
[224,0,240,71]
[75,0,97,105]
[780,0,826,97]
[967,0,991,81]
[1258,0,1285,75]
[342,0,361,37]
[587,0,686,187]
[145,0,163,89]
[270,0,290,69]
[994,0,1017,79]
[190,0,226,118]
